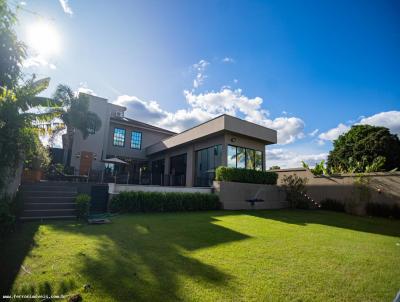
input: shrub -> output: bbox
[0,192,22,238]
[109,191,221,213]
[76,194,91,219]
[320,198,345,212]
[282,174,311,209]
[366,202,400,219]
[215,167,278,185]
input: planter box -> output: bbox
[21,169,43,183]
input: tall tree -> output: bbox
[0,77,61,190]
[51,85,102,166]
[0,0,25,89]
[327,125,400,172]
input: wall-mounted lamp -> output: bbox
[75,153,80,159]
[231,137,237,143]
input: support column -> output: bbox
[164,154,170,185]
[185,146,194,187]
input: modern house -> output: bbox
[66,94,277,187]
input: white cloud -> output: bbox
[22,56,56,69]
[59,0,73,15]
[233,79,238,84]
[192,59,209,89]
[77,82,97,96]
[266,148,328,169]
[358,111,400,135]
[318,123,350,142]
[222,57,235,63]
[317,110,400,145]
[114,88,305,144]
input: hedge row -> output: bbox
[109,191,221,213]
[366,202,400,219]
[215,166,278,185]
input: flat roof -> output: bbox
[146,114,277,155]
[110,116,176,135]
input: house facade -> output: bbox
[67,94,277,187]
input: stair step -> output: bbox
[24,202,76,210]
[22,209,77,218]
[21,185,77,192]
[20,216,77,221]
[24,196,76,203]
[22,191,77,197]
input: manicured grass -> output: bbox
[1,210,400,301]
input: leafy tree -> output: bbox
[0,77,61,190]
[327,125,400,172]
[269,166,281,170]
[302,160,328,176]
[51,85,102,166]
[0,0,25,89]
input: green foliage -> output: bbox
[76,194,91,219]
[50,85,102,162]
[0,78,59,191]
[320,198,345,212]
[0,0,26,89]
[215,166,278,184]
[269,166,281,170]
[0,192,23,237]
[282,174,310,209]
[109,191,221,213]
[366,202,400,219]
[327,125,400,172]
[302,160,328,175]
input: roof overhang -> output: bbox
[146,114,277,155]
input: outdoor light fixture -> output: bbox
[231,137,237,142]
[75,153,80,159]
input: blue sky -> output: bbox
[13,0,400,167]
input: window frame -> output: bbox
[130,131,142,150]
[227,144,263,171]
[113,127,126,147]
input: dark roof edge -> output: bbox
[110,116,176,135]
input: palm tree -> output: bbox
[0,77,61,191]
[51,84,102,167]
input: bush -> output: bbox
[0,192,22,238]
[282,174,312,209]
[109,191,221,213]
[215,167,278,185]
[366,202,400,219]
[76,194,91,219]
[320,198,345,212]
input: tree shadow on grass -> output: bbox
[0,222,39,296]
[245,209,400,237]
[47,212,250,301]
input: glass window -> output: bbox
[214,145,222,167]
[113,128,125,147]
[255,150,263,171]
[227,145,237,168]
[131,131,142,149]
[237,147,245,168]
[246,149,255,169]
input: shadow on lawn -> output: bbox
[246,209,400,237]
[0,222,39,295]
[46,212,249,301]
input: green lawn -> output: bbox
[1,210,400,301]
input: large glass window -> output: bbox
[227,145,263,171]
[237,147,245,168]
[113,128,125,147]
[227,145,236,168]
[131,131,142,149]
[255,151,263,171]
[195,144,222,186]
[246,149,255,169]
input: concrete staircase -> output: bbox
[20,182,78,220]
